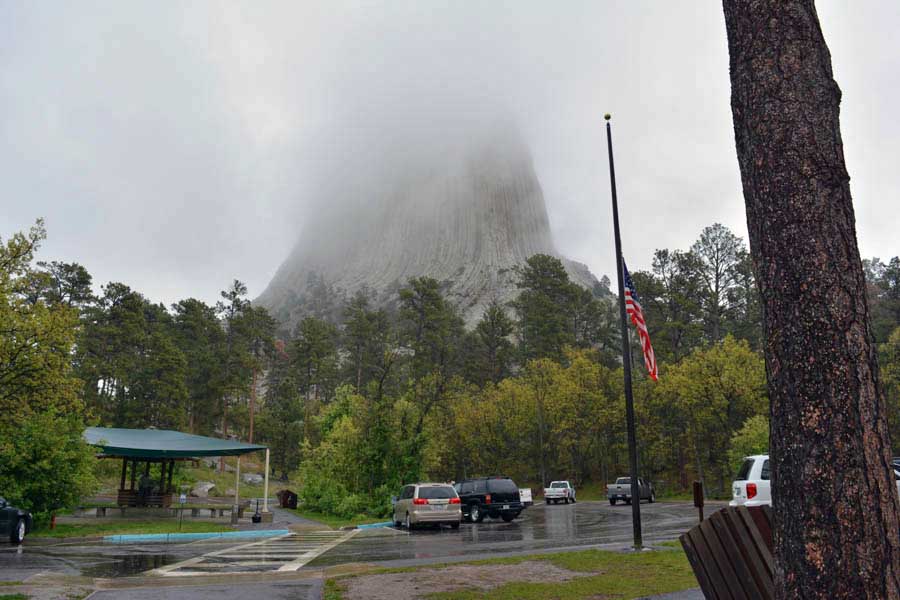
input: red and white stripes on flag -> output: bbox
[623,262,658,381]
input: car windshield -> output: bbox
[550,482,567,488]
[487,479,518,494]
[418,486,456,499]
[735,458,755,481]
[615,478,630,484]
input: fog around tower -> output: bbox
[1,1,897,306]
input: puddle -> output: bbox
[81,552,174,577]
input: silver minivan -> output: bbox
[392,483,461,530]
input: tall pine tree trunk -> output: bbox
[722,1,900,596]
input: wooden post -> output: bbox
[120,457,127,491]
[263,448,270,513]
[130,459,137,490]
[693,480,705,522]
[232,456,241,524]
[167,459,174,493]
[159,460,167,494]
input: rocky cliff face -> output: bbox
[256,124,598,328]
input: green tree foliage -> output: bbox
[291,316,339,404]
[171,298,226,434]
[0,222,84,421]
[652,336,767,494]
[77,285,189,428]
[865,257,900,343]
[465,300,515,385]
[632,224,763,362]
[728,415,770,473]
[257,345,304,479]
[514,255,576,361]
[690,223,746,343]
[0,410,96,524]
[0,221,95,520]
[878,326,900,443]
[26,217,900,520]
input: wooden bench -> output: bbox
[679,505,774,600]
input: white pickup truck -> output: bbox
[543,481,576,504]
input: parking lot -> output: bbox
[0,500,711,583]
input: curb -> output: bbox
[104,529,290,543]
[354,521,393,530]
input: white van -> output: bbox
[730,454,771,507]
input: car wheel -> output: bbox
[571,495,576,503]
[625,498,631,505]
[470,504,484,523]
[609,498,616,505]
[404,513,413,531]
[450,522,460,530]
[501,513,515,522]
[545,498,550,505]
[11,519,25,544]
[563,497,569,504]
[649,492,655,503]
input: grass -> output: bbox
[326,546,696,600]
[31,520,235,539]
[0,595,28,600]
[291,508,389,530]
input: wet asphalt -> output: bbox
[311,499,705,569]
[0,500,709,582]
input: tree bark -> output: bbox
[722,1,900,597]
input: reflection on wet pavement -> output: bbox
[0,501,704,579]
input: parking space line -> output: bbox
[276,530,357,572]
[149,530,357,576]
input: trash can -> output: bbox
[277,489,298,509]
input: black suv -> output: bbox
[454,477,523,523]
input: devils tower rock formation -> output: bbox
[257,121,599,328]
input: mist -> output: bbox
[1,1,898,307]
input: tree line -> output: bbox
[3,219,900,521]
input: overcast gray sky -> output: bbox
[2,1,898,307]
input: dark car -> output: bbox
[455,477,524,523]
[0,497,32,544]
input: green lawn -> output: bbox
[0,595,28,600]
[31,520,235,539]
[326,547,697,600]
[291,508,389,530]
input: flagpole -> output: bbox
[605,113,643,550]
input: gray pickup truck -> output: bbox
[607,477,655,505]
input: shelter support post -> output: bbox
[232,456,241,524]
[119,457,127,490]
[130,459,137,490]
[263,448,270,513]
[167,459,174,493]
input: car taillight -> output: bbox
[413,498,428,505]
[449,497,460,504]
[485,494,491,504]
[747,483,757,499]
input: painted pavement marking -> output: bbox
[148,530,358,576]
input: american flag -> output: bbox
[623,262,658,381]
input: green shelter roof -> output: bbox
[84,427,267,458]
